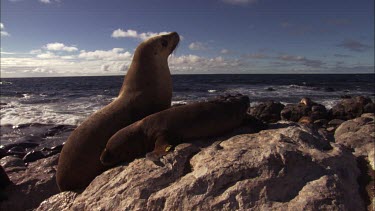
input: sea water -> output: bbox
[1,74,374,147]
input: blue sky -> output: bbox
[1,0,374,77]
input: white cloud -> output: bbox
[60,55,75,60]
[168,54,244,73]
[36,51,58,59]
[111,29,169,40]
[1,31,10,37]
[44,42,78,52]
[0,51,15,55]
[1,22,10,37]
[78,48,132,60]
[30,49,42,54]
[39,0,60,4]
[1,46,133,76]
[188,42,207,51]
[222,0,257,5]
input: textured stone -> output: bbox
[335,113,375,165]
[249,101,285,123]
[335,113,375,211]
[37,125,364,210]
[0,154,60,211]
[281,98,327,122]
[330,96,374,120]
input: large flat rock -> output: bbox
[37,124,364,210]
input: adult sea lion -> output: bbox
[56,32,180,191]
[100,94,250,166]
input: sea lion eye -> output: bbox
[161,39,168,47]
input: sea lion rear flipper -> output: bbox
[145,135,173,162]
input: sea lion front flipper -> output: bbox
[145,135,173,162]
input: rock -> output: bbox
[0,149,7,159]
[326,127,336,133]
[281,98,327,122]
[281,103,310,122]
[0,154,60,211]
[317,128,334,142]
[298,116,313,124]
[335,113,375,166]
[329,96,374,120]
[364,102,375,113]
[325,119,345,133]
[310,104,328,121]
[328,119,345,127]
[249,101,285,123]
[6,146,26,158]
[265,87,276,91]
[43,150,60,158]
[23,150,46,163]
[37,191,78,211]
[38,126,363,210]
[335,113,375,210]
[0,156,26,170]
[0,165,12,201]
[2,142,39,151]
[313,119,328,128]
[44,125,75,137]
[0,165,12,189]
[50,144,63,152]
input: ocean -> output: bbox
[1,74,374,149]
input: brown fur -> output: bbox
[100,95,250,166]
[56,32,180,191]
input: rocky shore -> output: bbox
[0,96,374,210]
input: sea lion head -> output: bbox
[133,32,180,62]
[100,123,148,166]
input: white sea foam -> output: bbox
[22,94,32,99]
[172,101,187,105]
[0,99,97,126]
[208,90,217,93]
[318,99,340,109]
[0,81,12,85]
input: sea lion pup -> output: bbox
[100,94,250,166]
[56,32,180,191]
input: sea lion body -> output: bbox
[56,32,180,191]
[100,95,250,166]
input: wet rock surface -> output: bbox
[0,123,74,160]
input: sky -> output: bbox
[0,0,374,77]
